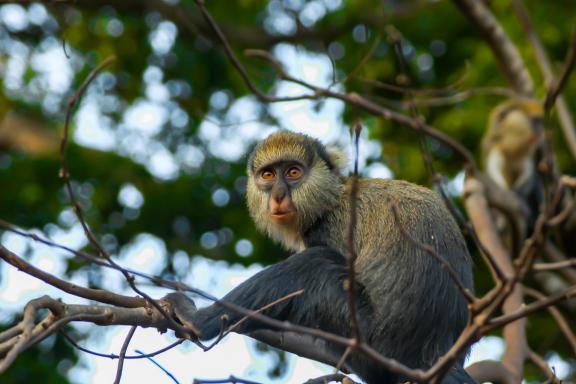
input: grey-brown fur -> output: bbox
[305,178,473,370]
[247,131,474,380]
[171,131,476,384]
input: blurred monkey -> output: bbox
[481,98,544,252]
[482,98,543,193]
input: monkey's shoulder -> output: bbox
[343,177,443,207]
[339,177,461,238]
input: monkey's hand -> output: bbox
[162,292,199,336]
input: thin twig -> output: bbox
[353,62,472,96]
[524,288,576,354]
[58,58,201,339]
[304,373,356,384]
[390,203,475,303]
[527,349,560,383]
[193,2,314,103]
[0,218,218,301]
[345,123,363,343]
[337,33,382,85]
[60,331,184,360]
[544,29,576,112]
[225,289,304,336]
[113,326,137,384]
[135,349,181,384]
[335,346,353,376]
[487,284,576,329]
[533,259,576,272]
[0,244,145,308]
[193,1,477,173]
[543,241,576,284]
[193,376,260,384]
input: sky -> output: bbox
[0,2,572,383]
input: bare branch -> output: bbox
[60,331,184,360]
[463,178,509,282]
[527,349,561,384]
[533,259,576,272]
[304,373,358,384]
[462,177,527,383]
[544,29,576,112]
[390,202,476,304]
[0,243,145,308]
[58,57,202,339]
[0,294,185,372]
[345,123,364,344]
[543,242,576,285]
[511,0,576,160]
[225,290,304,336]
[406,87,513,108]
[337,33,382,85]
[113,326,137,384]
[192,3,315,103]
[465,360,515,384]
[524,288,576,354]
[487,284,576,329]
[193,1,477,174]
[193,376,260,384]
[453,0,534,96]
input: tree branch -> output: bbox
[0,243,145,308]
[511,0,576,160]
[453,0,534,96]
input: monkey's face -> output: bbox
[246,131,343,250]
[254,160,304,226]
[496,110,542,158]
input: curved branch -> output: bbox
[466,359,515,384]
[114,326,137,384]
[192,4,478,174]
[0,244,145,308]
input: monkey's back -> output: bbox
[305,178,473,373]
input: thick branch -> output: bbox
[453,0,534,96]
[463,178,526,384]
[0,295,174,373]
[465,360,515,384]
[511,0,576,160]
[0,244,145,308]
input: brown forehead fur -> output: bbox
[493,98,543,123]
[248,131,333,172]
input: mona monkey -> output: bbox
[482,98,543,195]
[481,99,544,251]
[165,131,475,384]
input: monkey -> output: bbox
[482,98,543,196]
[481,98,544,253]
[165,131,475,384]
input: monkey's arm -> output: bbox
[165,247,369,341]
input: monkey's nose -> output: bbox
[271,188,288,204]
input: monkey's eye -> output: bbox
[261,170,275,181]
[286,166,302,179]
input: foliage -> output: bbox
[0,0,574,382]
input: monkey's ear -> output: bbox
[325,146,348,175]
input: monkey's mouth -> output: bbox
[270,210,296,223]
